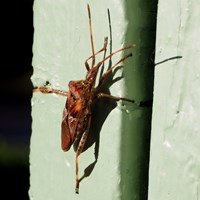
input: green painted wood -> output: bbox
[30,0,156,199]
[121,1,157,199]
[148,0,200,199]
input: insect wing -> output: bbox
[61,98,83,151]
[68,99,83,139]
[61,107,72,151]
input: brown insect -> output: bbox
[33,4,135,193]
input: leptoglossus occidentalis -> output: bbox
[34,4,138,193]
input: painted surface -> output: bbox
[148,0,200,199]
[30,0,155,199]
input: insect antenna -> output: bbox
[87,4,95,68]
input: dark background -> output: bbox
[0,0,33,199]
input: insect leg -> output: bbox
[97,92,135,103]
[33,86,68,97]
[85,37,108,71]
[96,93,153,107]
[97,53,133,88]
[75,115,91,194]
[87,4,95,68]
[95,44,136,74]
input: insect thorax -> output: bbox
[68,80,93,100]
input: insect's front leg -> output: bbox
[85,37,108,71]
[97,53,133,89]
[96,93,153,107]
[75,114,91,194]
[96,92,135,103]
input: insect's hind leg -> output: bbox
[33,86,68,97]
[75,115,91,194]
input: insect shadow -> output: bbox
[75,8,125,184]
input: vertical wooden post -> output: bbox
[30,0,156,199]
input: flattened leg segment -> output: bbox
[75,115,91,194]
